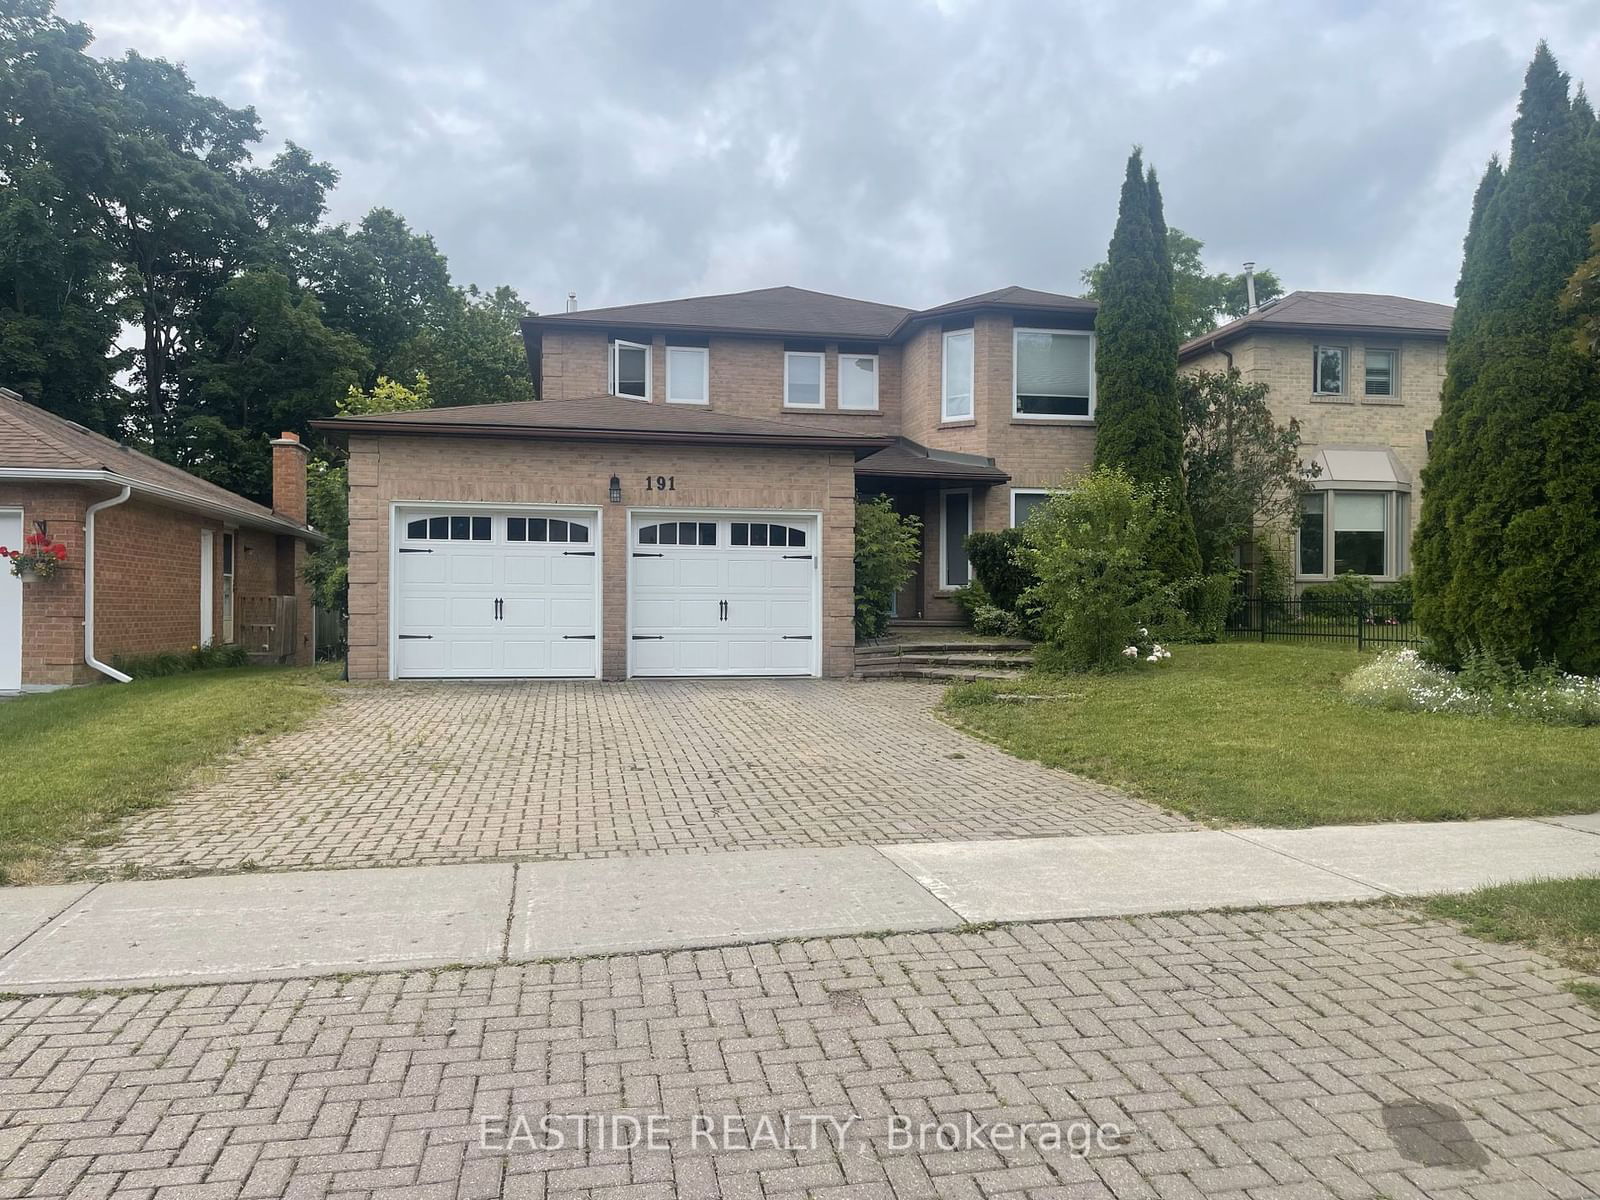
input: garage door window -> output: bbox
[407,515,491,541]
[638,521,717,546]
[508,516,589,543]
[731,522,806,547]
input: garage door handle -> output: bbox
[398,634,433,640]
[631,635,664,640]
[398,547,432,554]
[563,634,596,640]
[564,550,595,557]
[633,552,663,558]
[782,635,813,640]
[783,554,813,559]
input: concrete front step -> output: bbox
[877,653,1035,670]
[855,640,1032,657]
[856,665,1025,683]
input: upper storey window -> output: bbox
[610,340,650,400]
[942,330,974,422]
[1313,345,1345,396]
[1364,349,1397,397]
[666,347,708,405]
[1013,329,1094,419]
[838,353,879,411]
[785,352,824,408]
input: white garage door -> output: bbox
[630,513,818,677]
[393,509,599,678]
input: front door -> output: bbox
[199,529,215,646]
[0,509,20,691]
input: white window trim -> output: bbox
[941,329,974,423]
[1011,327,1096,422]
[1009,488,1052,527]
[1363,347,1399,398]
[939,488,972,591]
[1312,345,1347,397]
[1295,488,1410,581]
[783,351,825,409]
[665,346,709,405]
[836,352,880,411]
[609,339,652,402]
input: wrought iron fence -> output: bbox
[1225,596,1423,649]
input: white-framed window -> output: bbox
[1313,345,1345,396]
[837,353,879,411]
[221,530,235,643]
[940,489,972,589]
[1013,328,1094,419]
[1364,348,1398,397]
[609,339,651,401]
[1297,489,1409,578]
[784,351,824,408]
[941,329,974,422]
[1010,489,1052,527]
[665,346,708,405]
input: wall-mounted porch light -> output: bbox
[609,475,622,504]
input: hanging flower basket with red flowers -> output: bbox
[3,531,69,582]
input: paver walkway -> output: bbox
[85,679,1187,879]
[3,906,1598,1199]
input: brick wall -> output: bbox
[346,434,857,681]
[0,484,87,686]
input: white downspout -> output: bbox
[84,486,133,683]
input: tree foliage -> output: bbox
[1179,367,1318,572]
[0,0,536,503]
[1412,43,1600,672]
[854,497,922,639]
[1091,149,1202,585]
[1083,227,1284,342]
[1561,222,1600,354]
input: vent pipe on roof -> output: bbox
[566,292,577,313]
[1243,262,1258,314]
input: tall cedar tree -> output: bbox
[1091,150,1202,583]
[1412,44,1600,672]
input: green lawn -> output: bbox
[943,643,1600,827]
[0,667,334,885]
[1427,878,1600,1008]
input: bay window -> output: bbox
[609,340,650,400]
[942,330,974,421]
[1298,489,1409,578]
[1013,329,1094,418]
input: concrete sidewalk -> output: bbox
[1,815,1597,993]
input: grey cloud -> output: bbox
[64,0,1600,313]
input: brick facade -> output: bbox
[0,482,313,689]
[345,435,857,680]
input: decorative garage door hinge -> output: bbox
[563,634,596,640]
[398,634,433,639]
[563,550,595,556]
[631,634,664,640]
[632,552,664,558]
[782,635,813,640]
[783,554,813,559]
[398,547,432,554]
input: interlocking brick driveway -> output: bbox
[3,905,1597,1199]
[85,679,1188,878]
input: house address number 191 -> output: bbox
[644,475,675,492]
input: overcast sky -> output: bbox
[61,0,1600,314]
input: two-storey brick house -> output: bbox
[322,284,1102,681]
[1178,291,1452,588]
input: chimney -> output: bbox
[1243,262,1258,314]
[566,291,577,313]
[270,431,309,524]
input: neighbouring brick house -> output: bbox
[0,387,321,691]
[322,283,1450,684]
[1178,291,1452,589]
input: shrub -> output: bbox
[952,581,1026,638]
[854,495,922,640]
[964,529,1037,612]
[1301,572,1373,605]
[1185,571,1239,643]
[1022,467,1166,671]
[112,643,251,679]
[1343,648,1600,726]
[1253,537,1292,608]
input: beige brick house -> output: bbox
[0,388,320,691]
[1178,291,1452,588]
[322,285,1102,681]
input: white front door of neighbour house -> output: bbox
[199,529,215,646]
[0,509,20,691]
[629,512,819,677]
[393,509,600,678]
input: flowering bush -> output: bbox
[2,531,68,580]
[1120,627,1173,666]
[1343,648,1600,726]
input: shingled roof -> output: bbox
[853,439,1009,483]
[315,394,892,449]
[1179,291,1454,359]
[0,388,320,539]
[527,283,1096,342]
